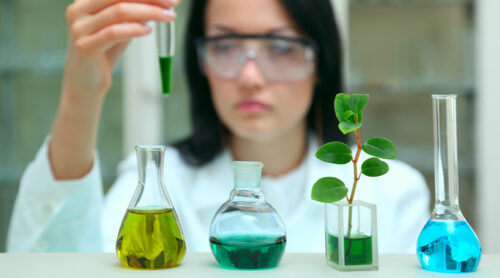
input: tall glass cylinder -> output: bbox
[432,94,461,219]
[416,95,481,273]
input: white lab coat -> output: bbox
[7,135,430,253]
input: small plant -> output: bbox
[311,93,397,205]
[312,93,397,269]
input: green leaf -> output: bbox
[343,110,355,121]
[311,177,348,203]
[338,122,362,135]
[334,93,351,123]
[334,94,365,133]
[356,111,363,125]
[315,142,352,164]
[361,158,389,177]
[349,94,369,113]
[362,137,397,159]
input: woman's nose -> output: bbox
[237,57,266,90]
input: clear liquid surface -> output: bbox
[210,234,286,269]
[417,220,481,273]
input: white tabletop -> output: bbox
[0,253,498,277]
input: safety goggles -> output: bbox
[196,34,317,82]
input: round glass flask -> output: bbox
[116,145,186,269]
[209,161,287,269]
[416,95,481,273]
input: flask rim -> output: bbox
[431,94,457,99]
[232,161,264,168]
[135,145,167,151]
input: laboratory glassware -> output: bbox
[116,145,185,269]
[156,9,174,96]
[209,161,287,269]
[416,94,481,273]
[325,200,378,271]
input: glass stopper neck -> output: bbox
[232,161,263,192]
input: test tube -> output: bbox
[157,8,174,97]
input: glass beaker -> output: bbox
[416,95,481,273]
[325,200,378,271]
[209,161,287,269]
[116,145,186,269]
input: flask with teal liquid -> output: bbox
[416,95,481,273]
[209,161,287,270]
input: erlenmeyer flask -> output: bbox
[416,95,481,273]
[209,161,286,269]
[116,145,186,269]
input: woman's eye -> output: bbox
[212,41,236,53]
[269,41,294,54]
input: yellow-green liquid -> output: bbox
[116,207,185,269]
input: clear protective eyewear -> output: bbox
[196,34,317,82]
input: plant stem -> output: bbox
[348,124,363,204]
[345,122,363,258]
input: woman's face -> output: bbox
[204,0,316,142]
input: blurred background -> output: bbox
[1,0,499,253]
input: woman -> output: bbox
[8,0,429,253]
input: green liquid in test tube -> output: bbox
[159,56,172,95]
[157,10,174,97]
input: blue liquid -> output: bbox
[417,220,481,273]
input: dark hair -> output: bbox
[173,0,345,166]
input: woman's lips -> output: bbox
[235,100,270,114]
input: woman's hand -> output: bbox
[63,0,179,100]
[50,0,180,180]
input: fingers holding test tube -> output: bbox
[67,0,178,20]
[48,0,181,181]
[70,3,176,39]
[67,0,178,57]
[63,0,181,97]
[74,22,152,54]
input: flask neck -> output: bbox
[137,147,163,186]
[231,161,264,196]
[432,95,462,219]
[131,145,171,209]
